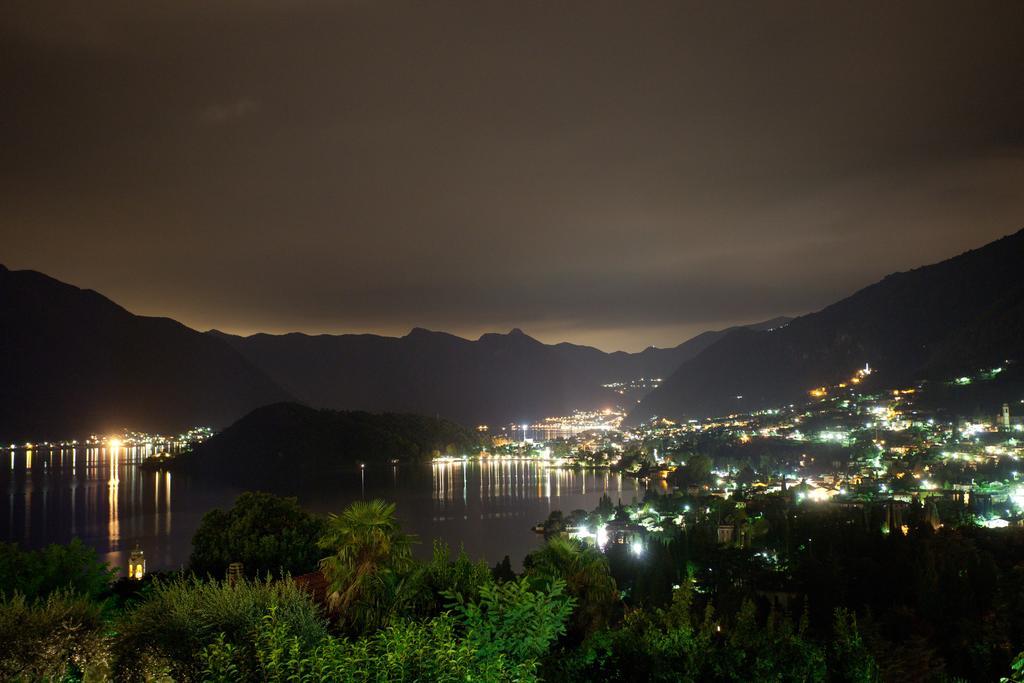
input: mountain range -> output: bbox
[3,227,1021,439]
[209,317,788,428]
[631,227,1024,423]
[0,262,783,438]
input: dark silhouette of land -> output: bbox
[632,227,1024,422]
[174,402,482,486]
[0,261,783,437]
[4,227,1024,437]
[210,318,788,427]
[0,265,289,440]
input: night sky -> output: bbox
[2,1,1022,351]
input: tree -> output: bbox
[190,492,326,579]
[736,464,756,488]
[831,608,880,682]
[671,454,714,490]
[492,555,516,583]
[546,582,708,682]
[542,510,566,539]
[523,538,619,640]
[317,499,416,629]
[0,539,115,601]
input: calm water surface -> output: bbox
[1,446,654,576]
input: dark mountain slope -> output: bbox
[211,327,614,426]
[550,315,791,384]
[632,228,1024,422]
[0,265,290,440]
[212,318,791,427]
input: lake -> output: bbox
[1,445,654,575]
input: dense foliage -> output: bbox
[190,491,327,579]
[0,538,116,601]
[446,576,575,663]
[201,609,540,682]
[0,590,109,681]
[113,576,328,681]
[7,492,1024,681]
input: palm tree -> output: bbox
[317,500,416,625]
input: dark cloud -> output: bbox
[2,1,1022,350]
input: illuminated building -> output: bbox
[128,545,146,580]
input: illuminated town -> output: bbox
[437,363,1024,550]
[7,427,215,456]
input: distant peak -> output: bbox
[477,327,538,344]
[404,327,468,343]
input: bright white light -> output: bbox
[631,540,644,556]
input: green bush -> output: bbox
[0,539,116,601]
[523,538,619,640]
[112,576,327,681]
[416,540,493,616]
[547,582,711,682]
[190,492,326,579]
[0,590,109,681]
[446,576,575,665]
[201,608,538,682]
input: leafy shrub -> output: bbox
[415,540,492,616]
[0,590,109,681]
[0,539,116,601]
[112,575,327,681]
[201,608,537,682]
[446,576,575,665]
[523,538,619,640]
[546,582,711,682]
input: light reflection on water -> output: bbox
[1,447,648,575]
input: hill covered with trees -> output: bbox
[177,403,484,486]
